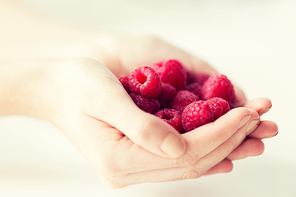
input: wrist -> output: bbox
[0,60,53,120]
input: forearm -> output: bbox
[0,0,96,63]
[0,61,46,117]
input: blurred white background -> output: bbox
[1,0,295,196]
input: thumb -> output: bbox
[92,78,186,158]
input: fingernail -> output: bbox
[272,130,279,137]
[259,108,271,116]
[247,120,260,135]
[161,133,185,158]
[238,115,252,129]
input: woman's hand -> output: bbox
[42,33,278,184]
[1,56,277,188]
[80,33,278,153]
[0,1,278,188]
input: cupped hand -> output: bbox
[94,33,278,159]
[40,33,278,187]
[0,2,278,188]
[27,56,275,188]
[29,58,262,188]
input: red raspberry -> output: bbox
[119,76,132,93]
[169,90,200,112]
[187,72,210,86]
[195,73,211,86]
[153,59,187,90]
[129,66,161,98]
[130,93,160,114]
[157,83,177,109]
[186,71,196,85]
[155,108,183,133]
[186,82,202,98]
[207,97,230,121]
[202,74,235,102]
[182,100,212,132]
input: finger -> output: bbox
[88,75,186,158]
[189,114,258,174]
[69,115,185,177]
[130,108,258,173]
[226,120,278,161]
[86,107,257,176]
[227,138,265,160]
[182,107,257,161]
[112,115,254,187]
[203,159,233,175]
[248,120,278,139]
[243,97,272,115]
[123,108,257,174]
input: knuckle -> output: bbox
[99,164,120,178]
[97,158,123,178]
[176,153,199,167]
[130,116,155,144]
[94,153,125,178]
[179,167,203,180]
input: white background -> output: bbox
[1,0,296,196]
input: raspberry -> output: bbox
[187,72,210,86]
[186,82,202,98]
[129,66,161,98]
[169,90,200,112]
[182,100,212,132]
[202,74,235,102]
[153,59,187,90]
[130,93,160,114]
[155,108,183,133]
[195,73,211,86]
[157,83,177,109]
[207,97,230,121]
[119,76,132,93]
[186,71,196,85]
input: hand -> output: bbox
[73,33,278,168]
[43,33,278,183]
[2,55,275,188]
[1,33,277,188]
[0,2,278,188]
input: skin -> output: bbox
[0,0,278,188]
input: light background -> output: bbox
[1,0,296,196]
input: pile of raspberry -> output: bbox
[119,59,236,133]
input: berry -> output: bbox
[130,93,160,114]
[186,71,196,85]
[119,76,132,93]
[186,82,202,98]
[129,66,161,98]
[153,59,187,90]
[124,60,239,134]
[202,74,235,102]
[182,100,212,132]
[155,109,183,133]
[195,73,211,86]
[157,83,177,109]
[187,72,210,86]
[169,90,200,112]
[207,97,230,121]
